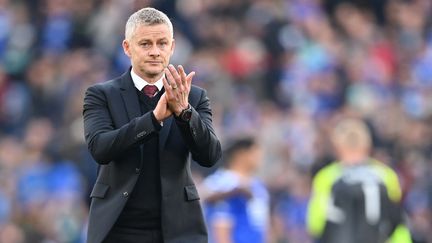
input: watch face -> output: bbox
[182,110,192,121]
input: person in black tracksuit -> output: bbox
[307,118,412,243]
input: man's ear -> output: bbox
[122,39,131,57]
[170,38,175,56]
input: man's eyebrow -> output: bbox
[137,37,169,42]
[138,38,151,42]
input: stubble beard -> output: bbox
[139,64,164,80]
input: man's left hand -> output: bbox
[163,64,195,116]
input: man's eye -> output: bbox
[141,43,150,47]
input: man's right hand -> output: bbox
[153,93,172,123]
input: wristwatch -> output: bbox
[177,105,192,122]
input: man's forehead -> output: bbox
[134,24,172,38]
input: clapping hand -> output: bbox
[153,64,195,123]
[163,64,195,116]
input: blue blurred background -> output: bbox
[0,0,432,242]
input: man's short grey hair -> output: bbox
[125,7,173,40]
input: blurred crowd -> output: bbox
[0,0,432,242]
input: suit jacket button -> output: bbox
[135,168,140,174]
[123,191,129,197]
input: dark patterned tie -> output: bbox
[142,85,159,98]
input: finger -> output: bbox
[186,71,195,82]
[186,71,195,90]
[163,77,181,108]
[178,65,187,87]
[168,64,182,90]
[164,68,176,88]
[165,68,183,98]
[162,77,174,100]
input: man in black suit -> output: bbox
[83,7,222,243]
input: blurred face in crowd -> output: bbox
[331,119,372,165]
[246,144,263,172]
[122,23,175,82]
[233,144,263,173]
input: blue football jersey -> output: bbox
[203,170,269,243]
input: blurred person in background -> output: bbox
[307,118,412,243]
[16,118,84,243]
[83,7,221,243]
[202,137,269,243]
[272,167,312,243]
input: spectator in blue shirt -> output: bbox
[202,137,269,243]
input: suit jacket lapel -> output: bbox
[119,71,141,121]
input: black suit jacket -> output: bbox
[83,70,222,243]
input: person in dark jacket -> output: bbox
[83,7,222,243]
[307,118,411,243]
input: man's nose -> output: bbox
[149,45,160,56]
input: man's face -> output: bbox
[123,23,174,80]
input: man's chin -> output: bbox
[142,67,164,77]
[146,71,163,77]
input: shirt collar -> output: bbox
[130,68,164,92]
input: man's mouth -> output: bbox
[146,61,162,64]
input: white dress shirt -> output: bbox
[130,68,164,93]
[131,68,165,126]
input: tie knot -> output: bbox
[142,85,159,98]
